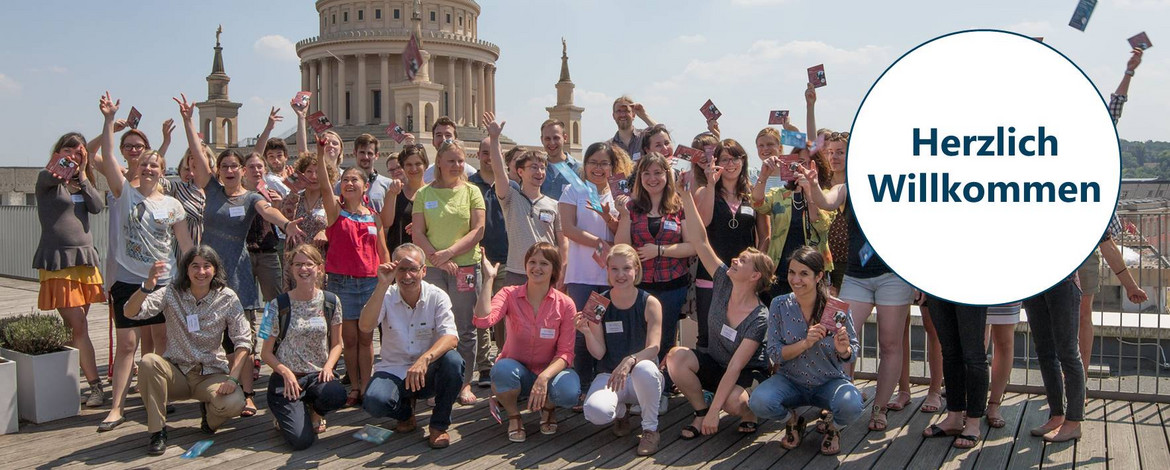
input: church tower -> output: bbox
[196,25,242,152]
[546,38,583,158]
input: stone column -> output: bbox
[308,60,320,113]
[447,58,456,120]
[356,54,368,124]
[320,59,331,118]
[380,53,390,125]
[489,65,496,114]
[300,62,309,95]
[462,59,473,127]
[336,56,347,124]
[475,62,485,128]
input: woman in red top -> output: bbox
[473,242,580,443]
[316,144,390,406]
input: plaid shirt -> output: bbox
[1109,93,1127,125]
[629,210,691,283]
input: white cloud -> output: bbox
[0,74,21,97]
[253,35,298,62]
[1006,21,1053,35]
[652,40,891,89]
[526,88,612,108]
[1116,0,1170,9]
[677,34,706,45]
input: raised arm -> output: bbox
[695,162,722,226]
[157,119,175,159]
[291,96,311,157]
[680,189,724,278]
[252,107,282,157]
[800,162,846,211]
[482,112,510,201]
[98,92,126,198]
[805,83,817,138]
[1111,49,1143,124]
[317,143,341,226]
[634,102,657,128]
[174,93,211,189]
[359,263,394,334]
[614,195,632,246]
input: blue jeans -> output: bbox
[749,376,864,428]
[491,358,580,409]
[362,350,465,431]
[567,283,609,395]
[644,284,688,395]
[267,373,347,450]
[326,274,378,321]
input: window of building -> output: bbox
[332,14,336,24]
[343,11,348,22]
[446,13,451,23]
[375,9,381,19]
[358,10,363,20]
[430,11,436,22]
[345,92,351,121]
[373,91,382,120]
[393,9,400,19]
[459,16,463,26]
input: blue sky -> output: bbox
[1,0,1166,167]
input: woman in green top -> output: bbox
[412,139,486,406]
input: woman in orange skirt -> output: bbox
[33,132,108,407]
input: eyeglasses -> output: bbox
[121,144,146,151]
[396,266,423,274]
[522,165,547,172]
[716,157,742,166]
[220,164,241,171]
[585,160,612,168]
[291,262,318,269]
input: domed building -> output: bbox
[293,0,522,163]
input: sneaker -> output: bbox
[85,381,106,407]
[476,370,492,388]
[637,430,660,456]
[147,428,168,456]
[658,395,669,416]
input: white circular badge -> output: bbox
[847,30,1120,305]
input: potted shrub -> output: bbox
[0,314,79,423]
[0,354,15,434]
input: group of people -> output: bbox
[30,48,1147,458]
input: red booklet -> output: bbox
[776,154,802,182]
[457,266,476,292]
[293,91,312,108]
[808,64,827,88]
[386,122,407,143]
[127,107,142,130]
[308,111,334,134]
[673,145,704,164]
[1128,32,1152,50]
[46,154,81,181]
[819,298,851,335]
[699,99,722,121]
[608,173,630,199]
[582,291,611,323]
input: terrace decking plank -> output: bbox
[1129,401,1170,470]
[1004,395,1048,470]
[1103,400,1139,470]
[1073,399,1108,470]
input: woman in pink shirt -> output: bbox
[473,242,580,443]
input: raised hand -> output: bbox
[99,91,120,118]
[173,93,195,119]
[112,119,129,133]
[290,96,309,118]
[1127,48,1143,72]
[614,194,631,217]
[376,262,396,284]
[482,111,505,138]
[266,107,283,130]
[805,82,817,106]
[161,119,176,141]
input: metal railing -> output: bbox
[855,201,1170,402]
[0,206,109,281]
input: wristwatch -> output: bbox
[1125,70,1135,77]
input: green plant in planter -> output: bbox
[0,314,70,355]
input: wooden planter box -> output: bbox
[0,357,16,434]
[0,347,79,424]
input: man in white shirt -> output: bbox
[360,243,463,449]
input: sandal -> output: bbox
[240,391,257,417]
[507,415,526,443]
[821,427,841,455]
[781,415,806,450]
[540,406,558,435]
[985,400,1006,428]
[868,405,888,432]
[815,410,833,434]
[920,390,943,413]
[345,389,362,407]
[680,408,708,440]
[571,394,585,413]
[737,421,759,434]
[954,434,980,449]
[886,391,912,411]
[923,423,962,438]
[313,416,327,434]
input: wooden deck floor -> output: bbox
[1,277,1167,469]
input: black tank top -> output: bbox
[698,194,757,282]
[598,289,651,373]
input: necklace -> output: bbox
[792,192,807,211]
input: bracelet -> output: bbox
[227,376,241,386]
[1115,267,1128,276]
[1125,70,1135,77]
[139,283,158,293]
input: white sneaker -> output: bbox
[658,395,669,416]
[85,381,106,407]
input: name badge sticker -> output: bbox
[186,314,200,333]
[367,225,378,235]
[539,211,554,223]
[413,327,434,342]
[425,200,439,210]
[539,328,556,339]
[308,316,327,328]
[151,209,169,221]
[604,321,624,334]
[229,206,246,218]
[720,324,737,342]
[71,194,85,203]
[663,220,679,232]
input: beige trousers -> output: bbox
[139,353,245,433]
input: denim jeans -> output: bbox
[749,375,864,427]
[1024,277,1084,421]
[362,350,465,430]
[644,284,687,396]
[927,298,989,418]
[491,358,580,409]
[326,274,379,321]
[567,283,610,394]
[267,373,347,450]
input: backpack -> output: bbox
[271,291,340,356]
